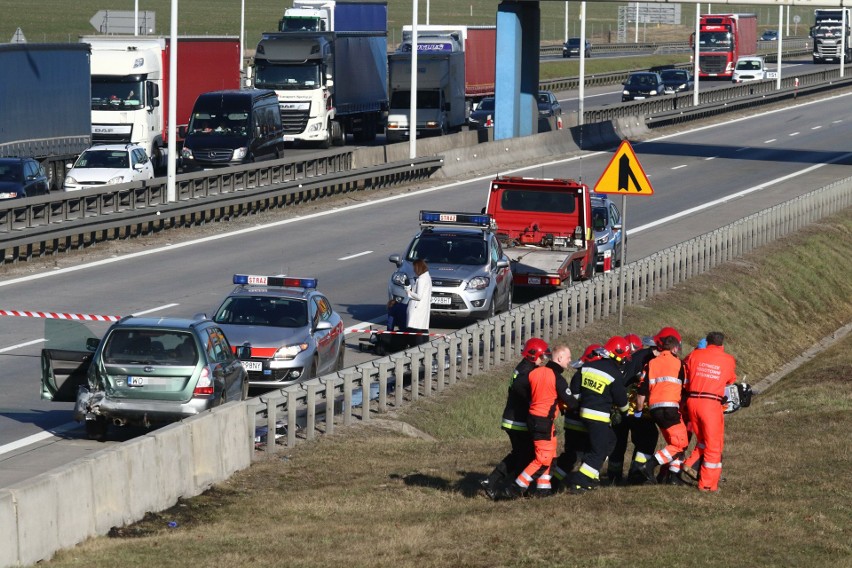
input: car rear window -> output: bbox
[102,329,199,365]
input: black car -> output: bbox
[563,37,591,58]
[0,157,50,200]
[621,72,666,102]
[469,97,496,127]
[537,91,562,117]
[760,30,778,41]
[659,69,694,94]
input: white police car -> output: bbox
[591,195,625,268]
[388,211,513,319]
[212,275,345,390]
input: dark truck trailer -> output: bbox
[0,43,91,192]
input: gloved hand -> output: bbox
[610,410,623,425]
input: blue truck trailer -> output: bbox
[0,43,92,192]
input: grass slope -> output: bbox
[43,210,852,567]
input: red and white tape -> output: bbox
[349,329,445,337]
[0,309,121,322]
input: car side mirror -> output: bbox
[86,337,100,352]
[133,162,144,171]
[314,320,333,332]
[612,223,623,231]
[496,259,510,270]
[389,254,403,267]
[236,342,252,360]
[179,125,187,138]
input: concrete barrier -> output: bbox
[0,491,16,568]
[10,474,61,566]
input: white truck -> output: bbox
[81,36,241,171]
[811,9,852,63]
[279,0,374,32]
[386,27,467,143]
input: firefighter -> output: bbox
[551,343,601,493]
[498,344,575,499]
[482,337,548,499]
[604,333,656,486]
[681,331,738,492]
[567,336,630,494]
[634,333,689,485]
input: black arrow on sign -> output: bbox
[618,153,643,192]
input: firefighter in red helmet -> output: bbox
[567,336,629,493]
[482,338,548,499]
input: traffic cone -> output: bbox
[603,250,612,272]
[556,116,563,130]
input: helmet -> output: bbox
[653,326,682,348]
[522,338,550,362]
[581,343,604,363]
[624,334,643,352]
[604,336,632,362]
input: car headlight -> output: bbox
[678,83,686,90]
[181,147,193,159]
[650,90,658,95]
[466,276,490,290]
[232,147,249,160]
[387,121,399,129]
[307,123,322,132]
[596,235,609,246]
[623,90,630,96]
[425,121,438,128]
[64,176,77,186]
[106,175,126,185]
[391,271,410,287]
[274,343,309,360]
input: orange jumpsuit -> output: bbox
[515,363,574,492]
[640,350,688,472]
[683,344,737,491]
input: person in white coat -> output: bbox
[405,259,432,347]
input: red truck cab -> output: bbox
[486,176,595,287]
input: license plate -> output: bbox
[528,277,541,285]
[241,361,262,372]
[431,296,452,305]
[634,96,646,100]
[283,136,295,142]
[127,376,146,387]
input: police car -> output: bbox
[591,195,625,268]
[388,211,513,319]
[212,274,345,390]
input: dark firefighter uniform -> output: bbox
[512,360,576,495]
[551,367,588,491]
[568,357,628,492]
[484,358,536,492]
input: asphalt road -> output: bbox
[2,91,852,487]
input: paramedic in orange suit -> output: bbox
[681,331,738,492]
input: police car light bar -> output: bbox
[419,211,492,228]
[233,274,318,289]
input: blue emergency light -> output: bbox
[233,274,317,289]
[419,211,492,228]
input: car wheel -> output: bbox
[85,416,108,442]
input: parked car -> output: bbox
[591,195,625,268]
[760,30,779,41]
[212,274,345,391]
[732,56,766,83]
[659,68,694,94]
[40,315,250,441]
[0,157,50,199]
[537,90,562,117]
[621,72,666,102]
[64,143,155,191]
[563,37,592,58]
[469,97,496,127]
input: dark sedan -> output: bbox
[469,97,496,127]
[537,91,562,117]
[660,69,694,94]
[621,72,666,102]
[0,157,50,200]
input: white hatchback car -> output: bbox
[732,56,766,83]
[64,144,155,191]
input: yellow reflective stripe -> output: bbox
[633,452,653,464]
[501,419,529,431]
[579,462,599,480]
[580,408,611,422]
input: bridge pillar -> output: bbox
[495,1,540,140]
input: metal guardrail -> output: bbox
[0,152,443,264]
[251,175,852,452]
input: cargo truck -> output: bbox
[0,43,91,192]
[279,0,385,32]
[692,14,758,79]
[810,9,851,63]
[80,36,242,172]
[386,25,496,143]
[255,2,388,147]
[485,176,596,288]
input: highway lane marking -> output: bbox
[0,423,80,457]
[132,303,179,315]
[789,132,800,137]
[812,126,823,130]
[671,165,688,170]
[339,251,373,261]
[735,147,749,152]
[0,338,46,353]
[833,120,842,123]
[764,139,777,143]
[705,156,718,160]
[629,150,852,236]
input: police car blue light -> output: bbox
[233,274,318,289]
[419,211,492,228]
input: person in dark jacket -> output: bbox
[482,338,549,499]
[567,336,630,494]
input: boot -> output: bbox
[601,473,623,487]
[495,483,524,501]
[637,459,658,484]
[530,486,553,498]
[667,472,689,486]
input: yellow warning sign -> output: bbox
[593,140,654,196]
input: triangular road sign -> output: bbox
[594,140,654,195]
[10,27,27,43]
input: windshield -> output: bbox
[254,62,321,89]
[214,296,308,328]
[91,79,145,111]
[500,189,578,214]
[0,162,23,183]
[592,207,609,231]
[102,329,198,365]
[567,38,581,47]
[627,74,656,86]
[188,112,250,137]
[476,99,495,112]
[74,149,129,169]
[736,60,762,70]
[699,31,733,52]
[407,235,487,265]
[280,17,324,32]
[661,70,688,81]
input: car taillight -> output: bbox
[193,367,215,397]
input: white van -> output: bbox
[732,56,766,83]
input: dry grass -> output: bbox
[43,212,852,567]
